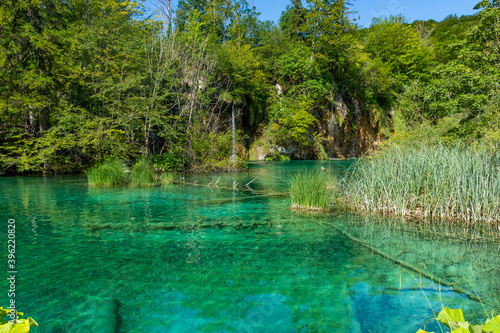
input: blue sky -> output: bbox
[144,0,481,28]
[347,0,480,27]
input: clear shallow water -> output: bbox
[0,161,497,332]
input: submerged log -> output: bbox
[328,223,496,308]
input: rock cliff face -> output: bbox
[318,94,383,158]
[246,93,387,160]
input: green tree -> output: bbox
[0,0,155,172]
[0,0,74,171]
[176,0,261,45]
[266,95,317,159]
[364,15,434,85]
[219,38,268,127]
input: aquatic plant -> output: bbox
[160,172,175,185]
[290,171,332,211]
[417,307,500,333]
[343,144,500,224]
[86,159,127,187]
[130,159,155,187]
[0,307,38,332]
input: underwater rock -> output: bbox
[66,296,121,333]
[334,217,500,312]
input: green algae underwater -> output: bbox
[1,160,498,332]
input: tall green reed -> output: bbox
[87,159,127,187]
[130,159,155,187]
[290,171,332,211]
[343,144,500,224]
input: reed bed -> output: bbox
[130,159,155,187]
[290,171,332,211]
[343,144,500,224]
[86,159,127,187]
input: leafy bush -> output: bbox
[290,171,333,211]
[265,96,318,159]
[314,137,329,160]
[265,150,291,161]
[189,130,246,173]
[385,113,463,149]
[417,307,500,333]
[86,158,127,187]
[152,151,186,172]
[130,159,155,187]
[160,172,175,185]
[1,307,38,332]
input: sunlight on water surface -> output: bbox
[0,161,497,332]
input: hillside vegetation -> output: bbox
[0,0,498,174]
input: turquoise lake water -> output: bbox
[0,161,498,332]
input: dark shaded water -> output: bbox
[0,161,497,332]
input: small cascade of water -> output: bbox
[329,110,338,139]
[231,105,236,162]
[351,138,357,158]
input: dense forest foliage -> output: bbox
[0,0,499,174]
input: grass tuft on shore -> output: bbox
[290,171,333,211]
[130,159,155,187]
[160,172,175,185]
[343,144,500,224]
[87,159,127,187]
